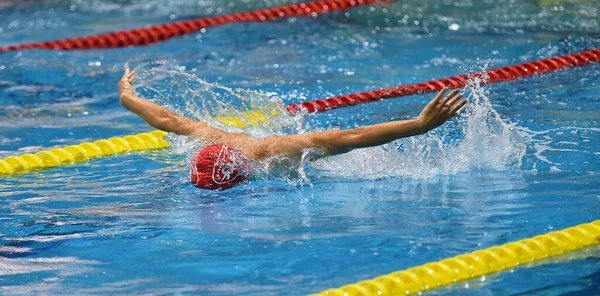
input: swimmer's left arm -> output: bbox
[307,89,466,155]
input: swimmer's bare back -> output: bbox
[118,66,467,161]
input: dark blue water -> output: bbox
[1,0,599,295]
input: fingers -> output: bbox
[432,88,461,107]
[437,89,467,117]
[123,65,136,79]
[121,65,130,83]
[439,89,461,109]
[433,88,448,103]
[426,88,448,109]
[128,70,136,82]
[441,89,460,104]
[445,93,463,108]
[448,99,467,116]
[121,63,136,83]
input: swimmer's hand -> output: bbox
[417,89,466,132]
[118,65,136,98]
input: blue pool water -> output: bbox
[1,0,600,294]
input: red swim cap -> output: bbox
[190,144,252,190]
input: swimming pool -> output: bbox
[1,0,599,294]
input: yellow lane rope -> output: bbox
[313,219,600,296]
[0,109,281,176]
[0,130,170,175]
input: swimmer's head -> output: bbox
[190,144,252,190]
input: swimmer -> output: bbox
[118,66,467,190]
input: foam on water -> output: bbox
[132,62,526,186]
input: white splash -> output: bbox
[312,74,526,180]
[132,61,304,182]
[132,62,526,185]
[133,61,297,138]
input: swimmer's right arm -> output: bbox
[118,67,258,149]
[118,66,205,136]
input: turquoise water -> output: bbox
[1,0,600,294]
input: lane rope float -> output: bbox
[312,219,600,296]
[0,0,388,53]
[0,130,169,175]
[287,47,600,113]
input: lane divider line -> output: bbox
[311,219,600,296]
[0,0,388,53]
